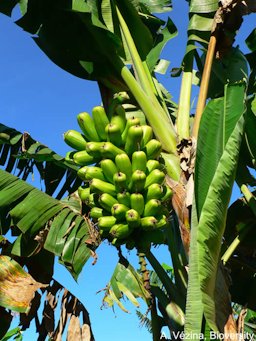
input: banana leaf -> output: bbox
[130,0,173,13]
[0,255,46,313]
[101,256,151,312]
[0,0,177,86]
[0,169,99,279]
[0,123,81,199]
[193,82,247,330]
[189,0,218,13]
[184,202,203,339]
[0,275,95,340]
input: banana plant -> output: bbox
[1,0,256,340]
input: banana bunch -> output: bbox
[64,105,172,249]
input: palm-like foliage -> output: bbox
[1,0,256,340]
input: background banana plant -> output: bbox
[1,0,256,340]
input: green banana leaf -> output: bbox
[0,169,99,279]
[195,82,247,217]
[102,257,151,312]
[131,0,173,13]
[0,0,176,86]
[0,123,81,199]
[184,202,203,339]
[189,0,218,13]
[194,82,247,330]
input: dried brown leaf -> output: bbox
[166,176,190,254]
[67,315,82,341]
[0,256,47,313]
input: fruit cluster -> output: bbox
[64,105,172,248]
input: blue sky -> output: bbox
[0,1,256,340]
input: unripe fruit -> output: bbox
[92,106,109,140]
[77,112,100,142]
[64,130,87,151]
[98,193,118,212]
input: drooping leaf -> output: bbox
[0,255,46,313]
[102,257,151,312]
[0,170,99,279]
[0,123,81,199]
[146,17,177,73]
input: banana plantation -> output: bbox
[1,0,256,340]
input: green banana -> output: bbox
[111,203,129,221]
[98,193,118,212]
[143,199,162,217]
[73,150,95,166]
[98,216,117,231]
[130,193,144,216]
[161,185,173,202]
[105,123,122,147]
[111,104,127,133]
[146,160,160,174]
[90,207,104,219]
[63,130,87,151]
[77,112,100,142]
[125,209,141,228]
[101,142,124,159]
[113,172,127,192]
[140,216,158,231]
[100,159,118,184]
[117,191,131,207]
[90,178,116,196]
[78,185,87,197]
[132,151,147,173]
[121,117,140,143]
[155,215,168,229]
[145,169,166,188]
[145,183,164,201]
[87,193,99,208]
[86,141,104,159]
[144,139,162,159]
[124,125,143,155]
[109,223,133,239]
[140,125,153,148]
[78,187,90,202]
[92,106,109,141]
[78,166,106,181]
[115,153,132,181]
[65,151,75,163]
[129,170,146,193]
